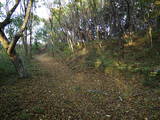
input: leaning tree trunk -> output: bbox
[0,0,33,78]
[0,30,27,78]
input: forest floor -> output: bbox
[0,53,160,120]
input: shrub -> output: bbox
[143,70,160,88]
[0,49,16,76]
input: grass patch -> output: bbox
[32,106,45,114]
[19,112,31,120]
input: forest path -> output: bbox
[31,53,122,119]
[24,53,160,119]
[1,53,160,120]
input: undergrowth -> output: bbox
[0,48,33,86]
[54,35,160,88]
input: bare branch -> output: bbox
[8,0,33,54]
[0,0,21,28]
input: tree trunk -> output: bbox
[67,35,74,52]
[28,5,33,59]
[0,30,27,78]
[148,25,153,48]
[10,51,28,78]
[0,0,33,78]
[29,28,32,58]
[22,30,28,56]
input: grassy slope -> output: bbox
[67,34,160,88]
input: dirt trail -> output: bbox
[31,54,123,119]
[32,54,160,119]
[0,54,160,120]
[34,53,110,92]
[34,53,73,82]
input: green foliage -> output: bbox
[131,66,150,74]
[32,106,45,114]
[5,15,23,39]
[31,42,42,54]
[19,112,31,120]
[35,27,48,42]
[0,2,3,15]
[61,47,73,58]
[85,47,114,72]
[98,55,114,70]
[12,15,23,28]
[48,42,73,59]
[143,70,160,88]
[0,49,16,76]
[85,48,100,67]
[79,37,160,88]
[152,31,159,40]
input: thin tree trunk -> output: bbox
[67,35,74,52]
[29,22,32,58]
[29,5,33,58]
[29,31,32,58]
[148,25,153,48]
[22,30,28,56]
